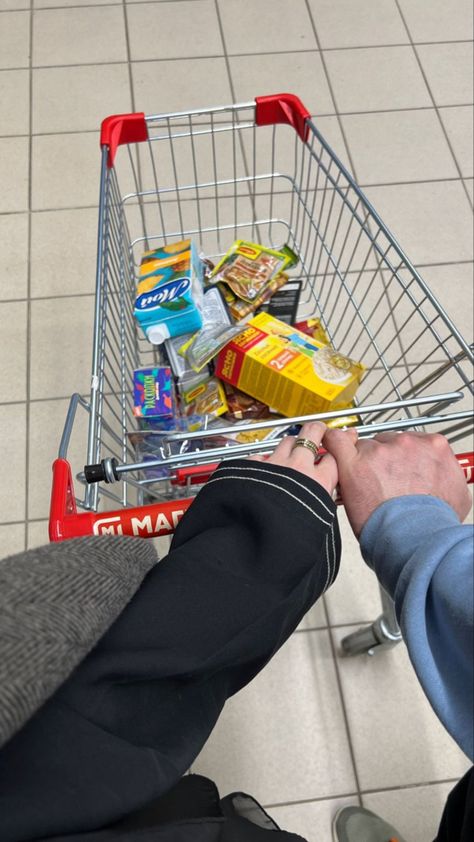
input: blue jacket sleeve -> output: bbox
[360,495,473,761]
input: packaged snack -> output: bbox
[210,240,298,303]
[181,377,228,420]
[215,312,365,418]
[134,240,203,344]
[133,367,175,423]
[164,331,199,383]
[259,279,302,324]
[165,287,228,382]
[181,323,246,373]
[228,272,289,321]
[294,317,330,346]
[224,383,272,421]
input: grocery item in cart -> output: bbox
[258,278,303,324]
[215,312,365,417]
[134,240,203,344]
[181,376,228,421]
[164,287,228,382]
[224,383,273,421]
[209,240,298,303]
[133,366,175,428]
[226,272,290,321]
[294,317,330,346]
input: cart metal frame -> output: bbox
[50,94,474,656]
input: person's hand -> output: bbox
[323,428,472,537]
[251,422,338,497]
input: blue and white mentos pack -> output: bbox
[134,240,203,344]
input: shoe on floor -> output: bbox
[333,806,408,842]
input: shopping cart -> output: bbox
[49,94,474,656]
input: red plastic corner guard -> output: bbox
[49,458,194,542]
[100,113,148,168]
[255,93,311,143]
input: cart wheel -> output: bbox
[340,624,379,657]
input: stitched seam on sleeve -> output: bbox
[205,475,332,527]
[215,464,334,517]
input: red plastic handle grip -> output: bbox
[171,463,220,487]
[100,113,148,168]
[255,93,311,142]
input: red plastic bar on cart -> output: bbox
[49,453,474,543]
[255,94,311,142]
[100,113,148,168]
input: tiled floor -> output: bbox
[1,0,473,839]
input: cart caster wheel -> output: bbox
[340,624,379,657]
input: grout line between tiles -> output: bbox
[394,0,473,208]
[262,776,462,811]
[322,602,363,806]
[23,0,33,553]
[262,790,359,811]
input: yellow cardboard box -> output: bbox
[215,312,364,417]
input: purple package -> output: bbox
[133,367,174,419]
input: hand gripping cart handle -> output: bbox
[49,94,474,657]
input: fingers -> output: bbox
[288,421,327,471]
[323,427,359,469]
[313,452,338,497]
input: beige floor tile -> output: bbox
[0,137,29,212]
[193,630,357,804]
[32,64,131,134]
[0,10,29,68]
[31,208,98,297]
[27,519,49,549]
[333,626,471,790]
[311,115,351,167]
[0,522,25,556]
[33,7,127,66]
[270,794,359,840]
[439,106,473,178]
[365,180,473,265]
[0,69,29,135]
[28,397,90,519]
[343,109,458,185]
[325,46,431,113]
[309,0,408,49]
[465,178,473,203]
[417,42,474,107]
[419,262,474,343]
[132,57,232,117]
[398,0,473,43]
[0,301,27,401]
[218,0,316,54]
[229,51,334,117]
[0,403,26,522]
[35,0,117,5]
[296,595,327,631]
[0,0,28,9]
[363,781,458,842]
[324,509,382,626]
[30,296,94,399]
[0,212,28,299]
[32,132,100,210]
[127,1,223,61]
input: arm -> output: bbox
[0,426,339,841]
[324,428,473,761]
[360,495,473,760]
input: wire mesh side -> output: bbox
[82,105,473,509]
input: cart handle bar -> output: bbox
[100,94,311,167]
[49,452,474,542]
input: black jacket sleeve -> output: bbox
[0,460,340,842]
